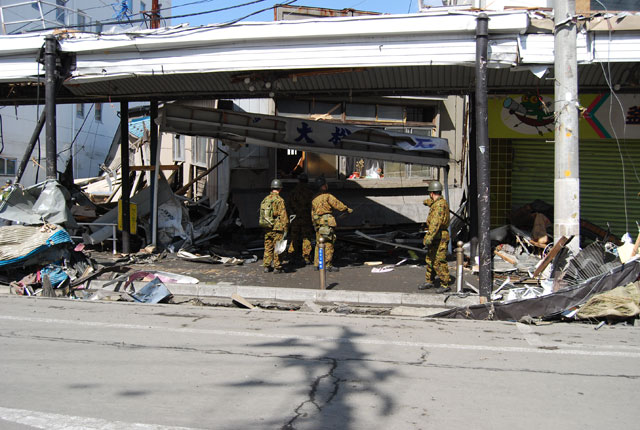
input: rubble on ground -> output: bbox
[0,168,637,329]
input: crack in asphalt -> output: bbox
[282,357,339,430]
[1,332,638,380]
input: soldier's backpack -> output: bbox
[258,195,275,228]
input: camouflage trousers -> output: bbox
[313,228,336,268]
[425,235,450,284]
[263,230,285,269]
[287,222,314,263]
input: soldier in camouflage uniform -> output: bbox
[311,177,353,272]
[260,179,289,274]
[419,180,451,293]
[287,173,315,265]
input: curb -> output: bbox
[86,280,478,308]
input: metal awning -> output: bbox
[3,10,640,104]
[158,103,449,166]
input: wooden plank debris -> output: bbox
[533,235,569,278]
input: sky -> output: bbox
[166,0,443,27]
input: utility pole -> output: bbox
[151,0,160,29]
[554,0,580,252]
[44,35,58,180]
[120,102,131,254]
[475,13,491,301]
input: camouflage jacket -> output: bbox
[311,192,349,228]
[261,192,289,232]
[288,183,314,225]
[423,196,450,244]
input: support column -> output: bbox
[15,109,46,184]
[469,93,479,266]
[475,13,492,300]
[120,102,131,254]
[44,35,58,180]
[149,100,159,247]
[554,0,580,252]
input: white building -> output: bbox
[0,0,169,184]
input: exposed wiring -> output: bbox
[25,0,275,33]
[58,104,94,156]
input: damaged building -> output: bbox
[0,1,640,323]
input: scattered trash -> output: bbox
[231,293,255,309]
[433,260,640,321]
[177,249,219,264]
[371,265,394,273]
[131,278,172,304]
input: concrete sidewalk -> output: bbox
[87,279,478,310]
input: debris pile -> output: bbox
[430,199,640,323]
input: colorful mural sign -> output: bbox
[489,93,640,139]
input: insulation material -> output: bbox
[577,282,640,319]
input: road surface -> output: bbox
[0,295,638,429]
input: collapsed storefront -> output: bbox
[0,8,640,315]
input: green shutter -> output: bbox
[511,139,640,239]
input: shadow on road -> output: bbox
[227,325,396,430]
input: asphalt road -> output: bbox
[1,295,638,430]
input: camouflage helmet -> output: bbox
[427,180,443,193]
[315,176,327,188]
[270,178,283,189]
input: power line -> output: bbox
[26,0,278,32]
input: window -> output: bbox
[77,11,85,30]
[276,100,309,118]
[345,103,376,121]
[95,21,103,33]
[0,157,16,175]
[310,102,342,120]
[377,105,403,122]
[406,106,436,123]
[173,135,185,161]
[56,0,66,24]
[94,103,102,122]
[76,103,84,118]
[140,1,147,12]
[192,136,208,167]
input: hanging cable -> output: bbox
[594,0,631,232]
[58,104,94,156]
